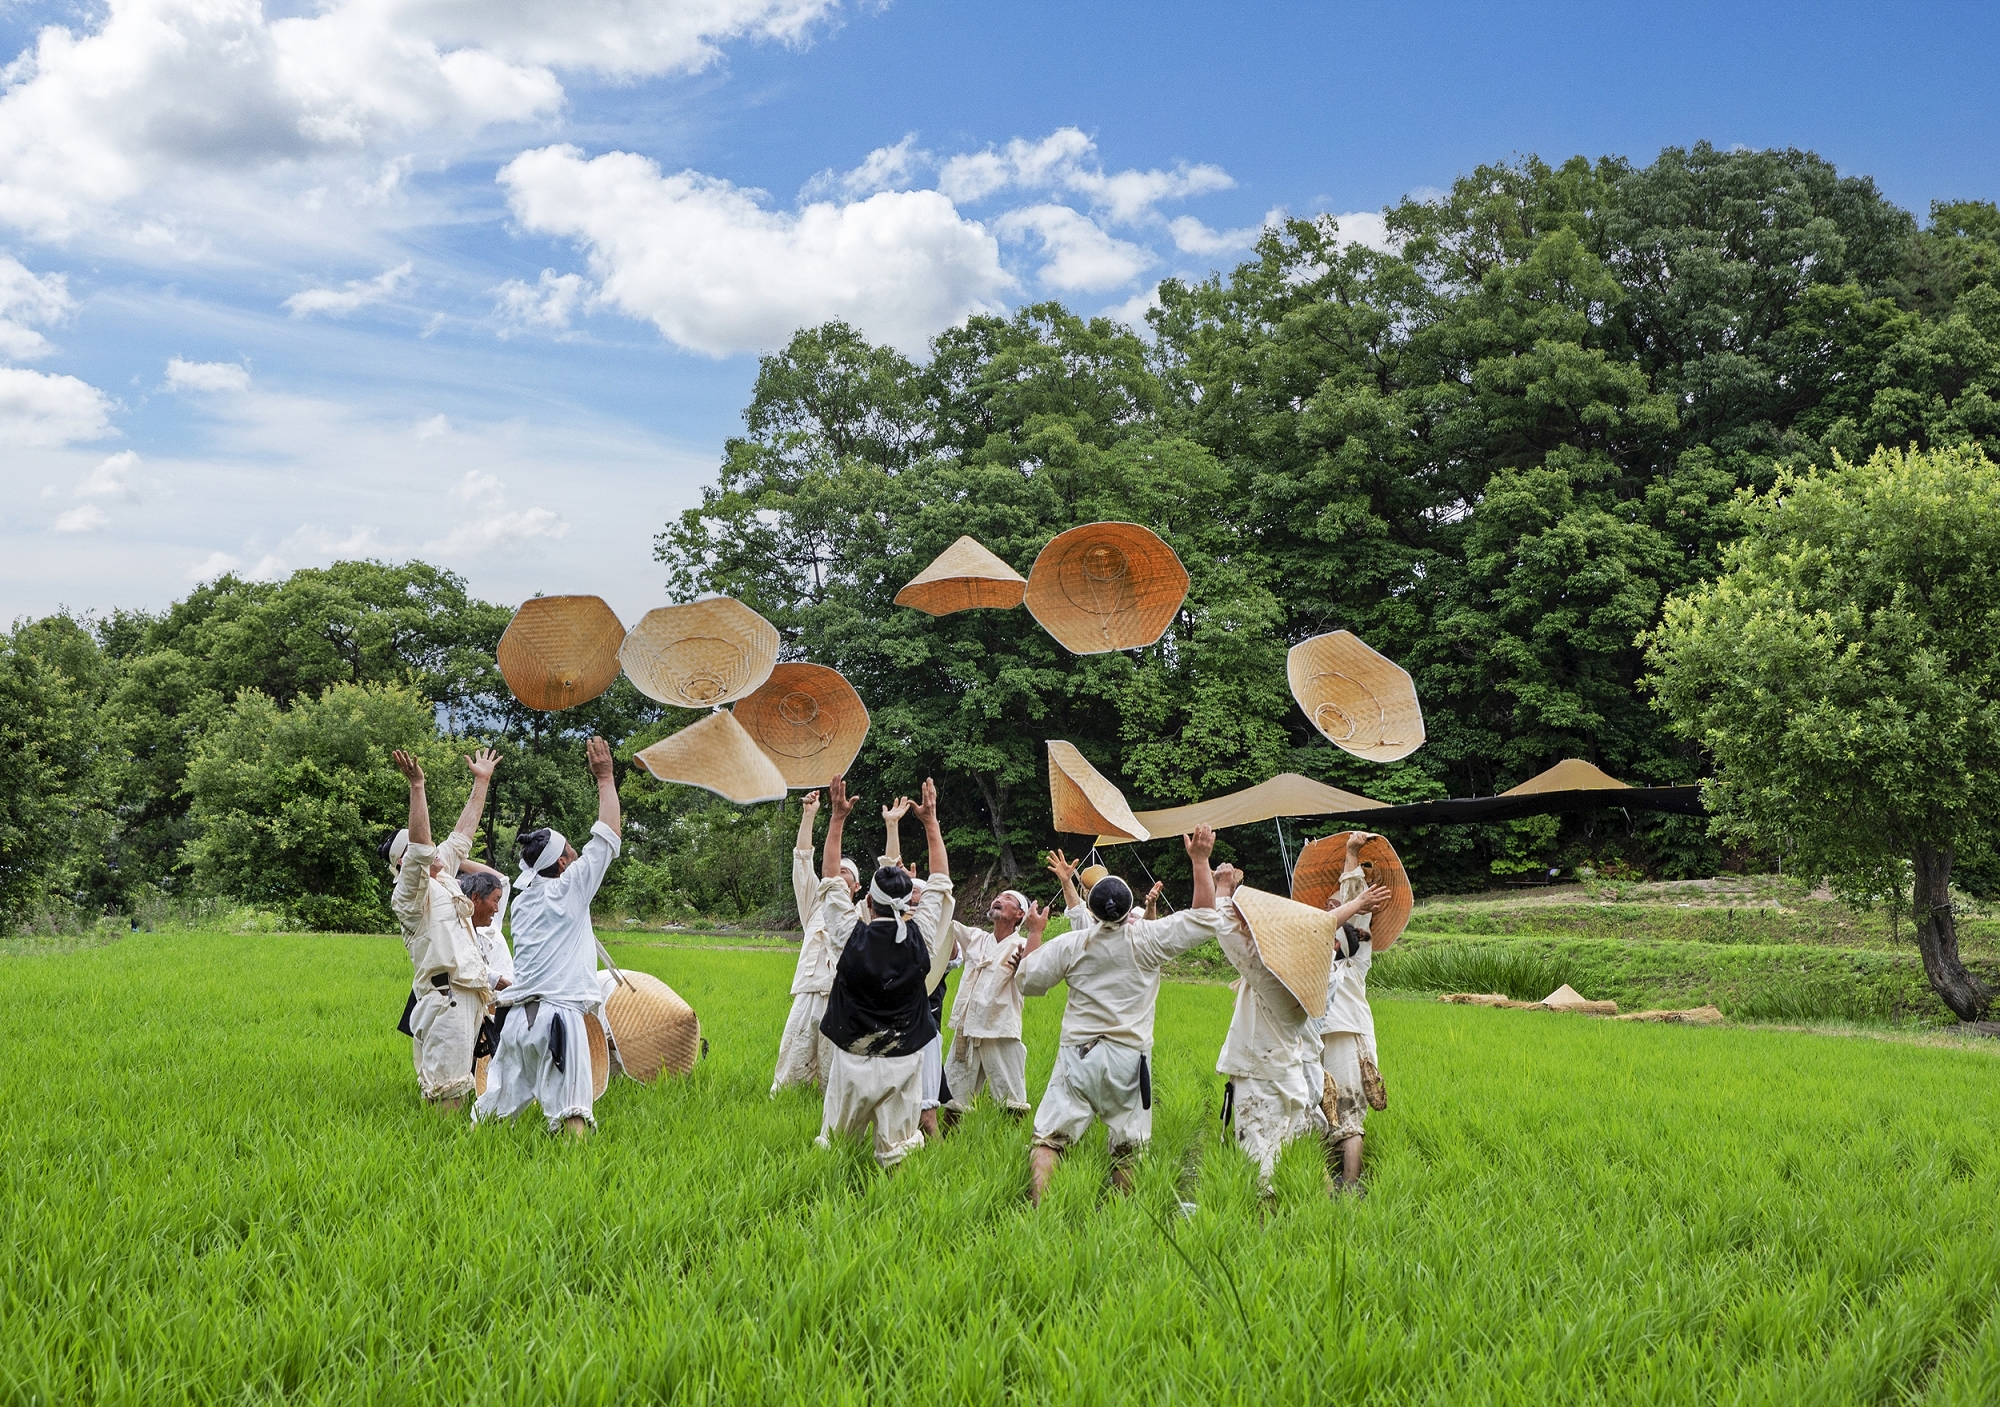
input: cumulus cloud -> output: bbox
[0,0,840,246]
[165,357,251,392]
[0,254,73,360]
[284,263,413,318]
[74,449,142,501]
[185,549,241,581]
[0,365,115,446]
[53,503,108,532]
[939,127,1232,223]
[499,145,1010,356]
[804,134,928,201]
[1327,210,1396,253]
[494,269,589,333]
[995,204,1152,292]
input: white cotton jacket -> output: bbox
[1214,895,1315,1081]
[788,848,839,997]
[1016,904,1223,1055]
[948,922,1027,1040]
[392,830,492,999]
[504,820,621,1012]
[1318,867,1376,1037]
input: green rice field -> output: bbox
[4,929,1999,1404]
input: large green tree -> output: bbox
[1645,445,2000,1021]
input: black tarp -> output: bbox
[1324,785,1705,827]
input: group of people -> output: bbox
[770,778,1392,1201]
[380,742,1394,1198]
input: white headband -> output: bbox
[839,858,860,881]
[997,890,1030,913]
[867,877,913,918]
[386,828,410,870]
[519,828,568,884]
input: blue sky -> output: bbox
[2,0,1996,624]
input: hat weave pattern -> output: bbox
[1289,831,1413,950]
[733,662,871,787]
[1025,522,1189,654]
[1287,631,1426,763]
[894,535,1028,615]
[496,595,626,712]
[604,970,702,1082]
[620,599,780,709]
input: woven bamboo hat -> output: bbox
[1287,631,1425,763]
[497,595,626,711]
[583,1011,611,1099]
[1024,522,1189,654]
[634,708,788,804]
[620,598,779,709]
[1078,863,1111,890]
[604,970,702,1081]
[894,536,1027,615]
[1290,831,1412,950]
[1230,884,1342,1014]
[733,663,870,788]
[1047,740,1150,842]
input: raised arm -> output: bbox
[1185,826,1216,910]
[880,795,911,864]
[915,777,946,878]
[1046,848,1082,911]
[392,749,432,847]
[795,790,820,852]
[823,776,855,881]
[588,737,621,836]
[1329,885,1394,928]
[1006,900,1052,972]
[452,747,499,838]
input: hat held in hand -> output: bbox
[1047,740,1150,842]
[1025,522,1189,654]
[894,536,1028,615]
[1287,631,1425,763]
[733,662,871,788]
[1290,830,1413,950]
[620,598,779,709]
[1230,885,1347,1014]
[497,595,626,712]
[605,970,702,1081]
[634,708,788,805]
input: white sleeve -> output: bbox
[819,879,859,957]
[1129,907,1224,969]
[552,820,622,906]
[918,874,955,993]
[436,829,473,879]
[1017,930,1083,998]
[792,848,818,931]
[391,844,434,929]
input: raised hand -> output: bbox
[802,790,821,816]
[914,777,938,823]
[829,775,856,820]
[391,749,426,787]
[882,796,913,823]
[1045,849,1079,883]
[586,736,615,781]
[465,747,500,783]
[1183,824,1216,862]
[1357,884,1394,914]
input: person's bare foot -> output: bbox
[1029,1145,1060,1205]
[919,1108,939,1140]
[562,1116,590,1139]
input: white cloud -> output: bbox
[0,365,115,446]
[53,503,107,532]
[1328,210,1395,253]
[499,145,1010,356]
[165,357,251,392]
[185,549,240,581]
[1102,287,1161,331]
[494,269,588,332]
[995,204,1152,292]
[284,263,413,318]
[75,449,142,501]
[0,254,72,360]
[804,134,928,200]
[1168,210,1282,257]
[0,0,840,247]
[939,127,1232,223]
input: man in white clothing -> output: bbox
[1017,829,1223,1206]
[770,790,860,1094]
[1212,862,1387,1195]
[473,736,622,1139]
[386,746,499,1112]
[811,775,955,1170]
[943,888,1043,1120]
[1317,832,1392,1189]
[458,865,513,992]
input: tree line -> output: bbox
[8,142,2000,940]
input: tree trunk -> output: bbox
[1911,842,1992,1022]
[972,774,1019,881]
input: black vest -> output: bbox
[820,915,937,1058]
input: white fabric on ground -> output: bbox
[947,922,1027,1038]
[1214,895,1315,1082]
[473,998,596,1132]
[392,831,491,996]
[1231,1065,1317,1188]
[409,981,482,1102]
[1319,1030,1367,1143]
[771,989,836,1093]
[1017,904,1222,1055]
[816,1047,925,1168]
[1032,1039,1151,1157]
[944,1034,1029,1112]
[919,1032,944,1110]
[507,820,621,1012]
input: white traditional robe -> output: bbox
[391,830,491,1103]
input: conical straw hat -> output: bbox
[1078,863,1111,890]
[1230,884,1342,1014]
[497,595,626,711]
[1047,740,1150,841]
[584,1011,610,1099]
[604,970,702,1081]
[1287,631,1425,763]
[894,536,1027,615]
[619,598,780,708]
[1024,522,1190,654]
[1289,830,1413,950]
[634,708,788,805]
[733,663,871,788]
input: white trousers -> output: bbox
[1229,1065,1317,1188]
[771,990,836,1093]
[944,1035,1030,1112]
[919,1033,945,1110]
[817,1047,925,1168]
[409,982,481,1103]
[1032,1040,1150,1160]
[1319,1032,1367,1143]
[474,1000,596,1132]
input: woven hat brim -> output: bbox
[497,595,627,712]
[1286,632,1426,763]
[732,662,871,788]
[619,598,780,708]
[1024,522,1190,655]
[604,970,702,1081]
[584,1012,610,1100]
[895,536,1027,615]
[1047,740,1150,841]
[1231,885,1338,1014]
[634,709,789,804]
[1290,831,1412,949]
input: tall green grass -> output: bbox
[2,930,1997,1403]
